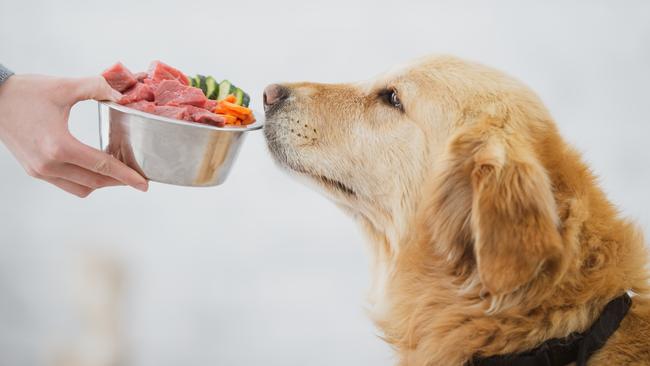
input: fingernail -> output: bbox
[135,182,148,192]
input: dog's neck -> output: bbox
[356,166,649,366]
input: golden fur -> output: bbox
[264,55,650,365]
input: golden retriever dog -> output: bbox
[263,55,650,365]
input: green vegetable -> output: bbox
[197,75,208,94]
[191,75,201,88]
[241,92,250,107]
[205,76,219,99]
[217,80,232,101]
[190,74,250,105]
[234,89,244,105]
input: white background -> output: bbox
[1,1,649,365]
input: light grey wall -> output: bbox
[1,1,649,365]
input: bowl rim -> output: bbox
[99,101,264,132]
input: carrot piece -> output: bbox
[214,98,256,125]
[215,114,238,125]
[225,95,237,103]
[216,104,247,118]
[241,113,256,125]
[223,109,248,120]
[213,106,227,114]
[220,101,252,115]
[214,100,250,116]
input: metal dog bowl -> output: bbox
[98,101,263,187]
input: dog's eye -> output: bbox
[389,91,402,109]
[379,89,403,111]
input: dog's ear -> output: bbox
[466,131,564,296]
[428,111,567,296]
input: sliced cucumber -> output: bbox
[191,75,201,88]
[234,89,244,105]
[241,93,250,107]
[217,80,232,101]
[197,75,208,94]
[191,75,250,105]
[205,76,219,99]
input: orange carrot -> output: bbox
[225,110,249,120]
[213,97,255,126]
[215,109,248,122]
[213,105,227,114]
[215,114,238,125]
[219,105,249,117]
[241,114,256,125]
[220,101,252,115]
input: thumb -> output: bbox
[70,76,122,103]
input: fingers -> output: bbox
[68,75,122,102]
[28,160,127,198]
[52,163,124,189]
[63,136,148,192]
[43,177,94,198]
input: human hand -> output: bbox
[0,74,148,197]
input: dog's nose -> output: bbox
[264,84,289,108]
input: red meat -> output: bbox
[102,62,137,92]
[184,105,226,126]
[153,80,207,107]
[125,100,156,114]
[118,82,154,105]
[142,78,157,86]
[153,105,188,120]
[147,60,190,86]
[134,72,148,82]
[204,99,217,111]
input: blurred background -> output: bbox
[1,0,649,365]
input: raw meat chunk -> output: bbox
[134,72,148,82]
[204,99,217,111]
[102,62,137,92]
[153,80,207,107]
[125,100,156,114]
[118,82,154,104]
[184,105,226,126]
[153,105,187,120]
[147,60,189,86]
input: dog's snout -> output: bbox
[264,84,289,108]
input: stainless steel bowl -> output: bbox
[98,101,263,187]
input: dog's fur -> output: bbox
[264,55,650,365]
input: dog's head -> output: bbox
[264,55,568,298]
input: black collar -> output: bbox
[469,293,632,366]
